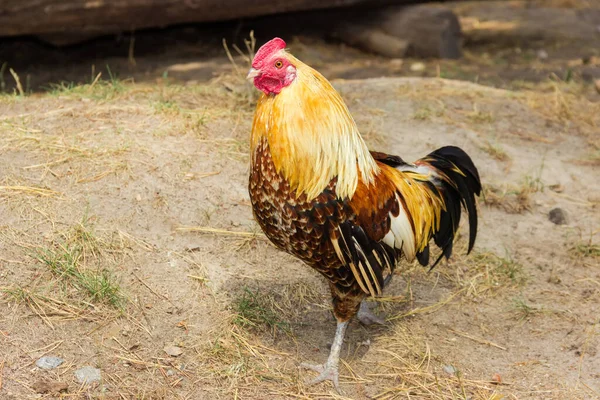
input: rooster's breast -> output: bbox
[249,138,349,276]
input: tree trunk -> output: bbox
[333,5,462,59]
[0,0,395,38]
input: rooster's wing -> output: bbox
[330,148,480,298]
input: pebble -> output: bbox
[548,207,568,225]
[443,365,457,375]
[32,380,68,394]
[74,366,102,384]
[536,49,548,60]
[410,62,425,72]
[491,372,502,384]
[36,356,64,370]
[164,345,183,357]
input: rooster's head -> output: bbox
[247,38,297,95]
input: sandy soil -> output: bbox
[0,67,598,400]
[1,0,600,398]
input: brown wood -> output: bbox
[0,0,393,38]
[454,3,600,46]
[334,5,462,59]
[379,5,462,59]
[334,25,410,58]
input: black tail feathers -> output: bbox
[417,145,481,270]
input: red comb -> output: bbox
[252,37,286,67]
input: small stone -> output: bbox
[36,356,64,370]
[74,366,102,384]
[491,372,502,384]
[548,207,568,225]
[443,365,457,375]
[164,345,183,357]
[166,369,176,376]
[536,49,548,60]
[548,184,564,193]
[32,380,69,394]
[410,62,425,72]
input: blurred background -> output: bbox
[1,0,599,97]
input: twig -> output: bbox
[449,328,507,351]
[244,30,256,60]
[0,360,4,390]
[187,274,208,283]
[116,356,171,369]
[89,72,102,90]
[9,68,24,96]
[387,288,466,321]
[0,186,60,197]
[30,340,64,357]
[23,157,72,170]
[222,38,240,75]
[132,271,168,300]
[128,33,136,67]
[175,226,266,239]
[76,169,116,183]
[0,257,25,264]
[197,171,220,179]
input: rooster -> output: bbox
[247,38,481,391]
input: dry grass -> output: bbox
[1,56,598,398]
[232,287,291,335]
[482,171,545,214]
[569,236,600,259]
[522,80,600,139]
[479,140,510,162]
[365,325,507,400]
[2,219,126,331]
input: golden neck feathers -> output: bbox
[250,54,378,200]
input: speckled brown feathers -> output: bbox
[249,136,481,322]
[250,137,368,320]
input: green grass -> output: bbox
[232,288,290,335]
[512,297,544,321]
[467,107,494,124]
[480,140,510,162]
[569,240,600,258]
[31,219,125,309]
[471,251,526,288]
[35,245,124,308]
[45,65,128,100]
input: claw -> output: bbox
[357,301,386,326]
[300,320,348,393]
[300,361,340,392]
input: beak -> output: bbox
[246,68,260,81]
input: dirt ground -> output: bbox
[1,1,600,400]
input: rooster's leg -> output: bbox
[357,300,386,325]
[300,320,348,392]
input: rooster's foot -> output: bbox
[300,361,340,392]
[357,301,386,325]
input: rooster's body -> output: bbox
[247,38,481,391]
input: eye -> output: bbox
[274,60,283,69]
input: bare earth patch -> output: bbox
[1,74,599,399]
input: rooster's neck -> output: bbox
[250,60,378,200]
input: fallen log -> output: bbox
[0,0,396,38]
[332,5,462,58]
[454,2,600,46]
